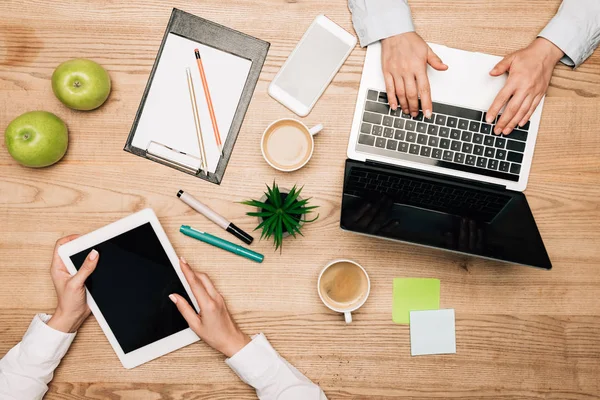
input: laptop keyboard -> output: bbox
[356,89,530,182]
[346,167,511,222]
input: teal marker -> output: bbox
[180,225,264,263]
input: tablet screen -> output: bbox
[70,222,193,354]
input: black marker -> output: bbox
[177,190,253,245]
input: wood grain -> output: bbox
[1,1,599,399]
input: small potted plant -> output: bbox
[242,182,318,252]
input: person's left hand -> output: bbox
[486,38,564,135]
[47,235,99,333]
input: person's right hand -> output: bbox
[169,258,250,357]
[381,32,448,118]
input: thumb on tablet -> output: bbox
[72,249,99,286]
[169,293,201,333]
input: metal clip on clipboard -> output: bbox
[145,141,203,174]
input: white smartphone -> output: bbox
[268,15,357,117]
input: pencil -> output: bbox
[194,48,223,156]
[185,67,208,173]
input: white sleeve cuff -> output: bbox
[350,1,415,47]
[225,333,279,387]
[22,314,77,362]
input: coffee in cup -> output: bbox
[261,118,322,172]
[318,259,370,323]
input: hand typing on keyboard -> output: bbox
[486,38,564,136]
[381,32,448,119]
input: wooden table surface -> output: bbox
[1,1,599,399]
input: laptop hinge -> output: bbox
[363,159,508,191]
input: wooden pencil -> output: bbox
[185,67,208,173]
[194,48,223,155]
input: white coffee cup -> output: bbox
[317,259,371,324]
[261,118,323,172]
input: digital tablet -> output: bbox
[58,208,200,369]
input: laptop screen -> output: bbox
[341,160,551,269]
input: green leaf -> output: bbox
[265,184,276,207]
[242,200,277,213]
[272,182,282,208]
[293,224,305,237]
[281,185,295,208]
[271,214,280,250]
[282,214,305,236]
[261,216,277,240]
[255,214,275,232]
[282,185,302,210]
[288,199,311,209]
[282,212,300,226]
[304,213,320,223]
[286,208,317,215]
[246,211,276,218]
[281,216,297,238]
[282,214,300,237]
[286,206,318,215]
[265,215,277,235]
[241,199,266,207]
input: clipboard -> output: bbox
[124,8,270,184]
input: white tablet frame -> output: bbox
[58,208,200,369]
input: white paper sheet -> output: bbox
[133,33,252,173]
[410,309,456,356]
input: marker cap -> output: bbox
[227,223,254,245]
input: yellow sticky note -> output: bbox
[393,278,440,324]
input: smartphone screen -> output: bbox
[273,22,354,107]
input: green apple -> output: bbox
[4,111,68,167]
[52,59,111,110]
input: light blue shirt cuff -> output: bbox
[539,17,581,67]
[349,1,415,47]
[538,0,600,68]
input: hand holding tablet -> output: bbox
[47,235,100,334]
[58,208,201,368]
[169,258,251,357]
[56,208,253,368]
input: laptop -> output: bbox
[342,42,552,269]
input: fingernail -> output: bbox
[89,249,98,261]
[403,109,409,114]
[391,104,397,110]
[503,128,511,135]
[180,256,187,264]
[486,116,493,124]
[169,294,177,304]
[411,112,418,117]
[494,128,501,135]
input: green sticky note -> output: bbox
[392,278,440,324]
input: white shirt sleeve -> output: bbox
[0,314,76,400]
[538,0,600,67]
[226,333,327,400]
[348,0,415,47]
